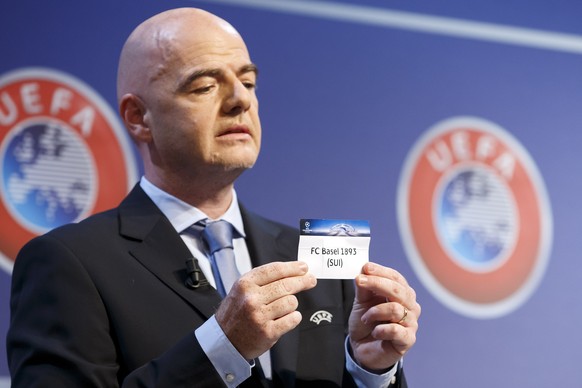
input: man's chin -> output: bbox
[220,162,255,172]
[210,150,259,172]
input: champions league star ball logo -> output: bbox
[397,117,552,318]
[0,68,138,273]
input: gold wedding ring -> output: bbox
[397,306,408,324]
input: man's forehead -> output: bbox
[149,9,242,44]
[157,21,248,59]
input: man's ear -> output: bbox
[119,94,152,143]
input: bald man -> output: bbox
[7,8,419,387]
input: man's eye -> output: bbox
[243,81,256,90]
[193,84,215,94]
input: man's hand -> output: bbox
[349,262,421,372]
[215,261,317,360]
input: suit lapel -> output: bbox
[118,185,221,319]
[241,205,299,387]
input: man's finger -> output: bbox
[361,262,409,287]
[264,295,299,320]
[259,274,316,304]
[356,273,415,306]
[247,261,310,287]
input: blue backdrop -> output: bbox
[2,1,582,386]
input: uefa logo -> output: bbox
[0,68,138,273]
[397,117,552,319]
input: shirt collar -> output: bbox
[139,176,246,238]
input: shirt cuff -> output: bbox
[345,337,400,388]
[195,315,252,387]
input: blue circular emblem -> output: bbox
[436,167,517,273]
[0,67,138,273]
[2,120,96,231]
[398,116,552,318]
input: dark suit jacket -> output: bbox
[7,185,406,387]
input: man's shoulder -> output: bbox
[42,183,152,240]
[23,207,119,255]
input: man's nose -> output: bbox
[222,80,252,115]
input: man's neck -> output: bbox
[144,173,238,220]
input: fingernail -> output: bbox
[358,275,368,285]
[310,274,317,286]
[298,262,308,272]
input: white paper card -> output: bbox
[297,219,370,279]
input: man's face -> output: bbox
[140,19,261,178]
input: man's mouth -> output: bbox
[218,125,251,138]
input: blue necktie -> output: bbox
[200,220,272,377]
[202,220,240,297]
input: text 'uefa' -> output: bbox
[0,83,95,136]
